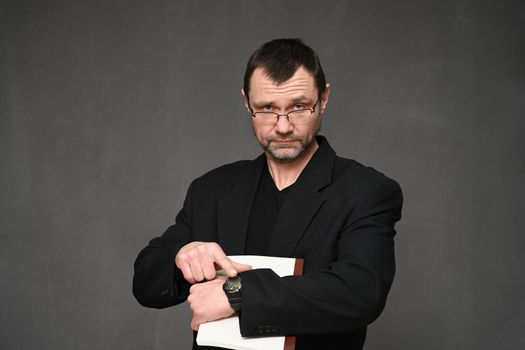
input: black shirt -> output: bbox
[245,164,294,255]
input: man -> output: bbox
[133,38,403,349]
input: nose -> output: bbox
[274,115,293,134]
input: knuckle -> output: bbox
[197,245,207,254]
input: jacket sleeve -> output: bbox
[132,183,195,309]
[238,178,403,337]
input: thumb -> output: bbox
[232,261,252,273]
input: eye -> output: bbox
[292,103,306,110]
[262,104,273,111]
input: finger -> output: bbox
[189,259,205,282]
[202,255,217,280]
[214,254,238,277]
[180,262,196,284]
[232,261,252,273]
[176,246,197,284]
[191,318,199,331]
[191,315,204,331]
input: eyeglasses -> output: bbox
[249,97,321,125]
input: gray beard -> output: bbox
[264,142,306,161]
[260,124,321,162]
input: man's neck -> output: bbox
[266,141,319,191]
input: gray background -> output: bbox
[1,0,524,349]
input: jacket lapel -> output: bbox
[268,136,336,257]
[267,185,325,257]
[217,155,265,255]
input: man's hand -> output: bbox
[187,276,233,330]
[175,241,251,284]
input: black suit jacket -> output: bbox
[133,136,403,349]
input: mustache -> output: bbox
[269,138,297,142]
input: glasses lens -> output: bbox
[287,110,311,123]
[254,112,277,124]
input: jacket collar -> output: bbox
[292,135,335,191]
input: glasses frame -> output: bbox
[249,97,321,123]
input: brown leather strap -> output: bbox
[284,335,296,350]
[294,258,304,276]
[282,258,304,349]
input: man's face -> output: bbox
[244,67,329,162]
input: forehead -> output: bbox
[249,66,317,102]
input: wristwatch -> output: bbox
[223,276,242,313]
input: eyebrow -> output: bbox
[252,95,311,106]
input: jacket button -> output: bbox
[272,325,279,333]
[257,325,264,334]
[265,325,272,334]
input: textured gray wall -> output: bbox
[1,0,524,349]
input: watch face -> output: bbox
[224,277,241,293]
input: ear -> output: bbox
[241,89,250,112]
[320,83,331,114]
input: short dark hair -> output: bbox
[243,38,326,99]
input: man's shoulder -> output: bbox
[332,155,400,193]
[316,135,399,189]
[334,156,385,180]
[192,159,256,188]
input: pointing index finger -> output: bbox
[214,254,238,277]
